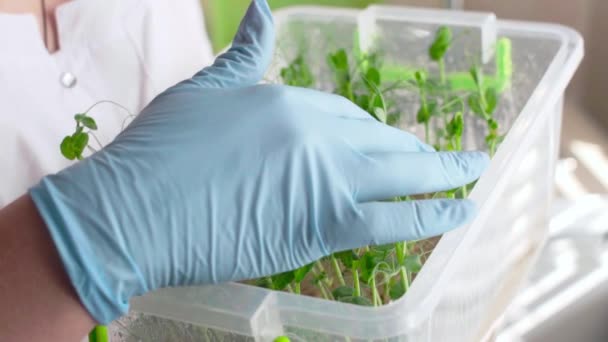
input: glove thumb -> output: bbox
[190,0,274,89]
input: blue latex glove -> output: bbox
[30,0,489,324]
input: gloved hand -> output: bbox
[30,0,489,325]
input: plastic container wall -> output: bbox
[111,5,583,342]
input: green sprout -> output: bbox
[60,113,97,160]
[327,49,354,101]
[60,100,134,161]
[413,70,438,143]
[445,111,464,152]
[468,65,502,156]
[280,55,315,87]
[429,26,452,85]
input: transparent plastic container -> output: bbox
[110,5,583,342]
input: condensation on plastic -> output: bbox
[110,5,583,342]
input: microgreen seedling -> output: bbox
[60,113,97,160]
[468,65,503,155]
[429,26,452,85]
[280,55,315,87]
[413,70,438,143]
[59,100,134,161]
[327,49,355,101]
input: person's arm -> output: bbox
[0,195,94,342]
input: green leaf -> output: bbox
[294,263,314,283]
[365,67,381,88]
[467,93,484,117]
[487,118,498,131]
[470,65,482,87]
[417,100,438,124]
[328,49,349,71]
[280,68,294,85]
[332,286,355,300]
[429,26,452,61]
[359,251,384,283]
[446,112,464,137]
[335,250,359,269]
[270,271,295,291]
[404,254,422,273]
[81,117,98,130]
[312,271,327,285]
[60,136,76,160]
[338,296,372,306]
[327,49,352,96]
[74,113,98,130]
[485,87,498,114]
[280,55,315,88]
[414,70,427,87]
[373,107,387,124]
[389,282,406,300]
[485,133,497,144]
[417,105,430,124]
[371,93,385,110]
[69,132,89,160]
[445,188,458,198]
[72,131,89,149]
[354,94,370,111]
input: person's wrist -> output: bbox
[0,195,95,341]
[29,155,147,324]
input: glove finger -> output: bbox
[329,199,476,252]
[334,116,435,154]
[190,0,274,89]
[355,151,489,202]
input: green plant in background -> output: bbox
[60,113,97,160]
[468,65,503,156]
[429,26,452,86]
[413,69,437,144]
[327,49,355,102]
[60,101,134,161]
[280,55,315,87]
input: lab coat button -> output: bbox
[60,72,77,88]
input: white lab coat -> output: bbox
[0,0,214,207]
